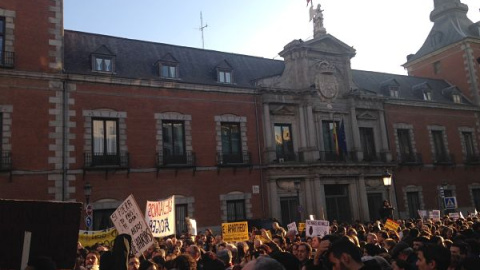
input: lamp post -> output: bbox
[83,182,93,231]
[294,180,301,222]
[382,170,392,202]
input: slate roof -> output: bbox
[64,30,285,88]
[351,69,473,105]
[405,0,480,63]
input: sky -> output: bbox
[64,0,480,75]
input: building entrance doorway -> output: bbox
[325,184,352,223]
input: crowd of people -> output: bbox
[28,211,480,270]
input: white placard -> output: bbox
[186,217,197,235]
[145,196,176,238]
[429,210,441,221]
[287,222,298,234]
[305,220,330,238]
[110,194,154,256]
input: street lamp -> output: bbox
[382,170,392,202]
[84,182,92,205]
[294,180,301,222]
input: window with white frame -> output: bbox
[160,64,178,79]
[218,70,232,84]
[93,56,113,72]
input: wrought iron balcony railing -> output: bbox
[318,151,358,162]
[398,152,423,165]
[433,153,455,165]
[84,152,129,168]
[157,151,196,167]
[0,151,12,171]
[0,51,15,68]
[217,151,251,166]
[275,152,304,163]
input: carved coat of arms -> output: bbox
[314,61,339,100]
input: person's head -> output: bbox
[416,244,450,270]
[363,243,381,256]
[26,256,56,270]
[172,254,196,270]
[311,236,321,249]
[241,255,286,270]
[328,238,364,270]
[413,236,429,251]
[366,233,378,244]
[272,235,285,249]
[128,255,140,270]
[139,260,158,270]
[296,242,312,263]
[272,222,280,230]
[383,200,391,207]
[216,249,232,266]
[392,259,413,270]
[187,245,201,261]
[450,241,467,258]
[85,251,100,267]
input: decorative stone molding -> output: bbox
[174,195,195,218]
[0,8,15,55]
[92,198,121,210]
[155,112,193,154]
[214,114,248,153]
[48,0,63,70]
[402,185,425,217]
[393,123,417,156]
[219,191,252,222]
[427,125,449,157]
[458,126,478,158]
[83,109,128,153]
[0,105,13,152]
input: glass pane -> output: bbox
[104,59,112,71]
[219,71,225,83]
[106,120,117,154]
[473,189,480,210]
[93,120,105,154]
[225,72,231,83]
[173,122,184,155]
[407,192,420,218]
[221,124,231,154]
[175,204,187,235]
[463,132,475,157]
[95,58,103,71]
[169,66,176,78]
[0,19,4,34]
[161,66,168,77]
[163,122,173,156]
[398,129,412,155]
[230,124,241,154]
[432,131,445,157]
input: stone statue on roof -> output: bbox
[313,4,326,38]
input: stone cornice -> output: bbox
[385,99,480,111]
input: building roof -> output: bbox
[352,69,473,105]
[405,0,480,64]
[64,30,285,88]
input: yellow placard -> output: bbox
[384,219,400,231]
[221,221,249,242]
[78,227,118,248]
[298,222,306,232]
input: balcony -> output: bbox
[275,152,304,163]
[0,51,15,68]
[465,154,480,165]
[156,152,196,176]
[398,152,423,166]
[433,153,455,166]
[0,151,12,171]
[217,151,252,173]
[83,152,130,178]
[362,152,390,163]
[318,151,358,162]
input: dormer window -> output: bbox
[453,94,462,104]
[158,53,179,79]
[91,45,115,74]
[94,56,113,72]
[218,70,232,84]
[423,91,433,101]
[389,87,399,98]
[160,63,178,79]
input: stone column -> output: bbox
[304,178,314,218]
[349,103,362,161]
[298,105,307,149]
[357,175,370,221]
[378,110,392,161]
[268,179,281,221]
[263,103,276,162]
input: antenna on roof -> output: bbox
[199,12,208,49]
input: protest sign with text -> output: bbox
[221,221,249,242]
[429,210,441,221]
[110,194,154,256]
[287,222,298,234]
[78,227,118,248]
[145,196,175,238]
[305,220,330,237]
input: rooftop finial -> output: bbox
[313,4,326,38]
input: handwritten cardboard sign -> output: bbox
[110,194,154,256]
[221,221,249,242]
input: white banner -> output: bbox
[145,196,176,238]
[429,210,441,221]
[186,217,197,236]
[305,220,330,238]
[110,194,154,256]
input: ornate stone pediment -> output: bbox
[270,105,296,116]
[356,111,377,120]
